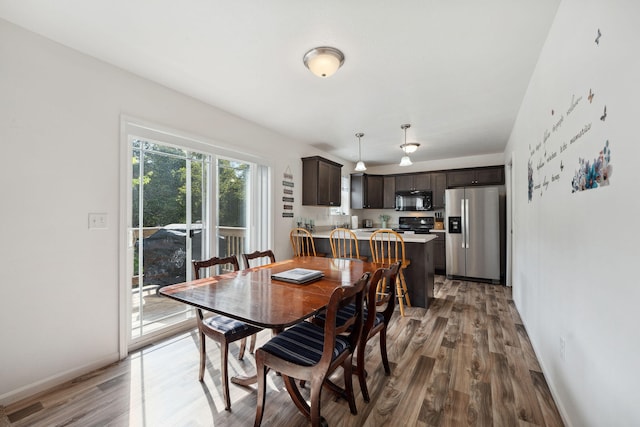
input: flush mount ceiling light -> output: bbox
[303,46,345,78]
[354,132,367,171]
[399,124,420,166]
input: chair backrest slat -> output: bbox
[329,228,360,259]
[290,227,317,257]
[369,229,406,264]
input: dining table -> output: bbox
[158,256,378,385]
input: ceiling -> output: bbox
[0,0,560,167]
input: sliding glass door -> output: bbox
[123,120,271,350]
[130,140,209,343]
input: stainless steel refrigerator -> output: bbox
[445,186,501,282]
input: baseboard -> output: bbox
[0,352,120,407]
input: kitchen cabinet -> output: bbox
[383,176,396,209]
[432,232,446,274]
[395,172,431,192]
[446,166,504,188]
[351,173,384,209]
[431,172,446,208]
[302,156,342,206]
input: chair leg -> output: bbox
[221,341,231,411]
[396,277,405,317]
[343,358,357,415]
[356,337,370,403]
[198,331,206,381]
[380,328,391,375]
[238,337,247,360]
[400,270,411,307]
[309,377,324,427]
[254,352,267,427]
[249,333,257,354]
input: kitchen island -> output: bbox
[311,230,436,309]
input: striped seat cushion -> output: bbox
[260,321,351,366]
[204,314,259,336]
[315,303,383,328]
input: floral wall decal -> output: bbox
[571,140,612,192]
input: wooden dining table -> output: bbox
[159,256,377,385]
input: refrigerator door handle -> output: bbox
[460,199,466,248]
[464,199,470,249]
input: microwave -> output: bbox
[395,190,433,211]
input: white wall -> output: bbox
[504,1,640,425]
[0,19,347,403]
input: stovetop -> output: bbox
[394,216,434,233]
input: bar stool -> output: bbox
[369,229,411,316]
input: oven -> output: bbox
[393,216,434,234]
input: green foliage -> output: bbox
[132,141,247,228]
[218,159,247,227]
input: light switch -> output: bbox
[88,213,108,229]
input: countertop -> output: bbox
[312,229,437,244]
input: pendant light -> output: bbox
[399,124,420,166]
[354,132,367,171]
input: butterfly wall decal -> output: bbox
[595,29,602,46]
[600,105,607,121]
[588,89,594,103]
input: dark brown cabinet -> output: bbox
[432,232,446,274]
[383,176,396,209]
[446,166,504,188]
[395,173,431,192]
[351,173,384,209]
[302,156,342,206]
[431,172,446,208]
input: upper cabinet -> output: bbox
[431,172,447,209]
[302,156,342,206]
[383,176,396,209]
[395,172,431,192]
[351,173,384,209]
[446,166,504,188]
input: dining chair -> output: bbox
[290,227,317,256]
[329,228,366,260]
[242,249,276,269]
[356,261,401,401]
[369,229,411,316]
[254,272,371,427]
[192,255,262,411]
[312,261,401,402]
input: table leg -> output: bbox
[231,374,257,386]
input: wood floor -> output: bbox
[1,277,564,426]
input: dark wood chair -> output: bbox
[254,272,371,427]
[242,249,276,269]
[312,261,401,402]
[356,261,401,401]
[192,255,262,411]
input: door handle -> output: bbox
[461,199,465,248]
[464,199,470,249]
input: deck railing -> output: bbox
[131,225,248,284]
